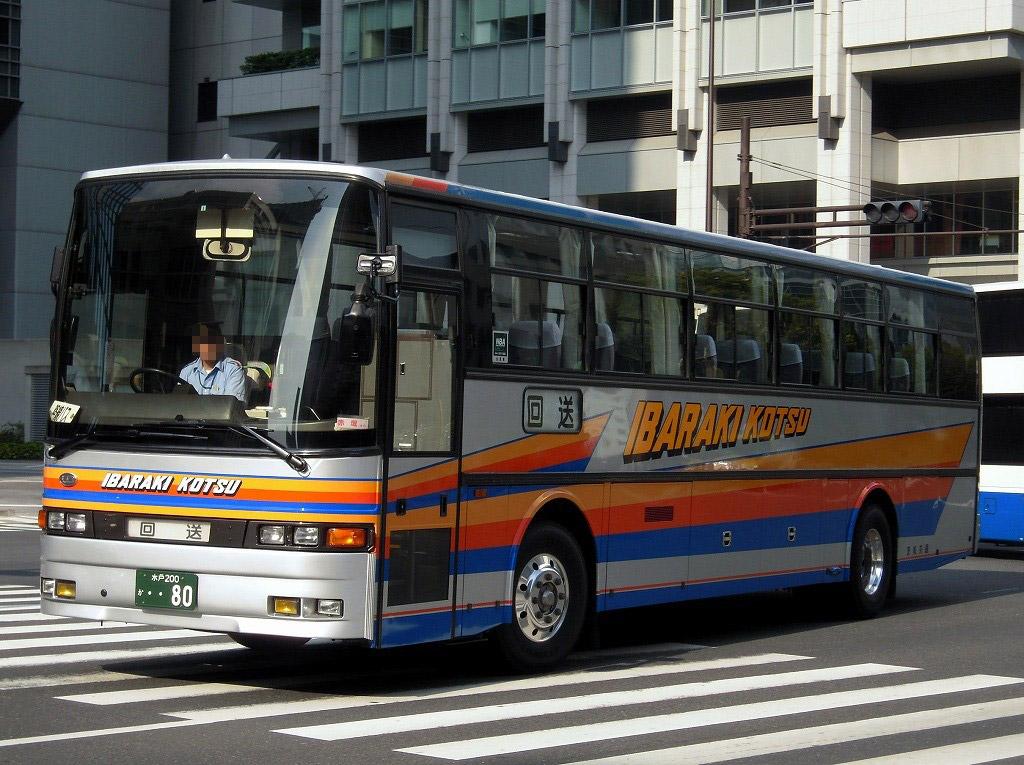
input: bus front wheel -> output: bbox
[847,505,894,618]
[492,523,588,671]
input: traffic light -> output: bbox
[863,199,931,225]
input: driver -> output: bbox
[179,322,246,402]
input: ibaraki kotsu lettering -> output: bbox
[623,401,812,463]
[99,472,242,496]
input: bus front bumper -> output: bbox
[39,535,375,641]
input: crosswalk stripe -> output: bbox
[0,597,41,604]
[0,613,68,624]
[0,629,213,652]
[0,641,241,670]
[396,675,1024,761]
[168,652,813,724]
[277,663,913,741]
[833,730,1024,765]
[0,587,38,594]
[0,585,36,590]
[0,606,41,613]
[544,697,1024,765]
[0,622,142,636]
[58,681,272,706]
[0,720,197,749]
[2,671,144,691]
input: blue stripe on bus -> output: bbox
[896,498,948,538]
[380,610,453,648]
[41,489,376,514]
[598,569,836,612]
[897,551,969,574]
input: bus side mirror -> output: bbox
[339,283,375,365]
[357,244,402,302]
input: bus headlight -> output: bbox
[258,525,287,545]
[47,512,66,531]
[65,513,87,533]
[293,527,319,547]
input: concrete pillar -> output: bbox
[548,0,582,206]
[677,0,717,232]
[814,0,871,262]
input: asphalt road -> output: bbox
[0,519,1022,765]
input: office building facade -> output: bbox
[2,0,1023,434]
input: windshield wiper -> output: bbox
[48,420,99,460]
[228,423,310,475]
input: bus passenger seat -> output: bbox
[510,319,562,368]
[803,349,822,386]
[693,334,718,377]
[844,351,876,389]
[719,337,762,382]
[595,322,615,371]
[889,357,910,392]
[779,343,803,384]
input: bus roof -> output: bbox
[79,159,975,299]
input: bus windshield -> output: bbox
[52,175,381,452]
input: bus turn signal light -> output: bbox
[273,597,300,616]
[327,527,367,548]
[37,509,46,529]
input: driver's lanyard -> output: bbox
[197,366,220,392]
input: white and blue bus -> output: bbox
[39,160,981,669]
[976,282,1024,545]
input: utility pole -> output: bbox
[705,1,716,233]
[737,116,752,238]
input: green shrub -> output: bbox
[0,422,25,444]
[0,441,43,459]
[240,47,320,75]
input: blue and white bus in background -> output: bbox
[976,282,1024,545]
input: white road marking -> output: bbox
[170,652,812,724]
[0,585,37,590]
[547,697,1024,765]
[833,730,1024,765]
[0,720,198,748]
[0,606,41,613]
[397,675,1024,761]
[58,681,273,706]
[0,597,41,603]
[0,629,219,652]
[0,613,68,624]
[0,641,240,669]
[279,663,913,741]
[1,671,143,691]
[0,622,142,636]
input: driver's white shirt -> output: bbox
[179,357,246,402]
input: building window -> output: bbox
[455,0,545,48]
[595,191,676,225]
[574,0,671,33]
[701,0,812,16]
[0,0,19,101]
[197,81,218,123]
[587,93,672,142]
[466,105,545,152]
[358,116,428,161]
[344,0,427,61]
[302,1,322,48]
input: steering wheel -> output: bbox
[129,367,196,395]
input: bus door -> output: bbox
[378,203,463,647]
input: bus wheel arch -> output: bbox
[847,489,898,616]
[492,499,595,671]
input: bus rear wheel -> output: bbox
[492,523,587,672]
[846,504,894,618]
[228,633,310,651]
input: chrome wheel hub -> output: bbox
[515,553,570,643]
[859,528,886,596]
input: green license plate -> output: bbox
[135,569,198,610]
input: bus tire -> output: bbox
[227,633,310,651]
[846,504,894,619]
[492,523,588,672]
